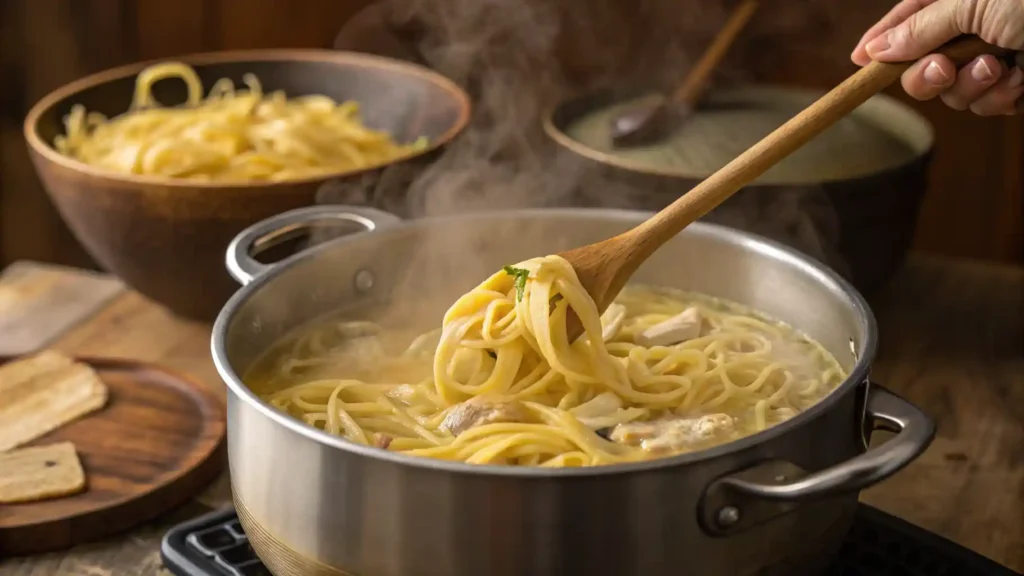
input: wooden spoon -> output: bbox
[562,35,1011,340]
[610,0,760,147]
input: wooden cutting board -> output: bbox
[0,261,124,356]
[0,355,226,556]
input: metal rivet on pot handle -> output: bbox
[716,506,741,528]
[354,269,375,293]
[225,205,402,286]
[714,385,935,502]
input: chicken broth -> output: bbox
[245,278,846,467]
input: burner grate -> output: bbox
[821,506,1016,576]
[161,505,1018,576]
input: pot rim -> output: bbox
[212,207,877,478]
[23,48,471,190]
[543,84,935,185]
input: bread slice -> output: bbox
[0,441,86,503]
[0,349,74,396]
[0,353,109,452]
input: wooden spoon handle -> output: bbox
[635,35,1012,251]
[672,0,759,106]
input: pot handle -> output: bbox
[715,385,935,502]
[226,205,401,285]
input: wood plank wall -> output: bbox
[1,0,1020,269]
[0,0,374,269]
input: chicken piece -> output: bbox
[635,307,703,347]
[373,434,393,449]
[600,303,628,342]
[440,397,528,436]
[609,414,735,453]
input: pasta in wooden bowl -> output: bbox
[55,61,429,182]
[24,50,469,320]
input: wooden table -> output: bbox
[2,254,1021,575]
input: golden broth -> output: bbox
[244,283,846,466]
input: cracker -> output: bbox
[0,353,109,452]
[0,441,86,503]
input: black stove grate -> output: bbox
[822,506,1017,576]
[161,505,1018,576]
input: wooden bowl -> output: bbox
[24,50,470,320]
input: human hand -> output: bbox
[851,0,1024,115]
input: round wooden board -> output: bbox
[0,356,226,556]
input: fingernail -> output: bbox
[924,62,950,86]
[970,58,995,82]
[866,32,891,56]
[1007,67,1024,89]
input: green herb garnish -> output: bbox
[502,265,530,302]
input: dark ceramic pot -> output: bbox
[545,85,934,297]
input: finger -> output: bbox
[940,55,1004,110]
[866,0,962,62]
[969,66,1024,116]
[852,0,940,66]
[900,54,957,100]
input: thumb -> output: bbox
[865,0,963,61]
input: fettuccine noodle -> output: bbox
[249,255,845,467]
[54,61,427,182]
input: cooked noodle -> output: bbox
[248,255,845,467]
[54,61,427,182]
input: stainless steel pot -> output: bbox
[212,205,935,576]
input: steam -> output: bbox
[390,0,594,216]
[392,0,736,217]
[318,0,853,278]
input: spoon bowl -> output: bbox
[609,96,696,148]
[610,0,759,147]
